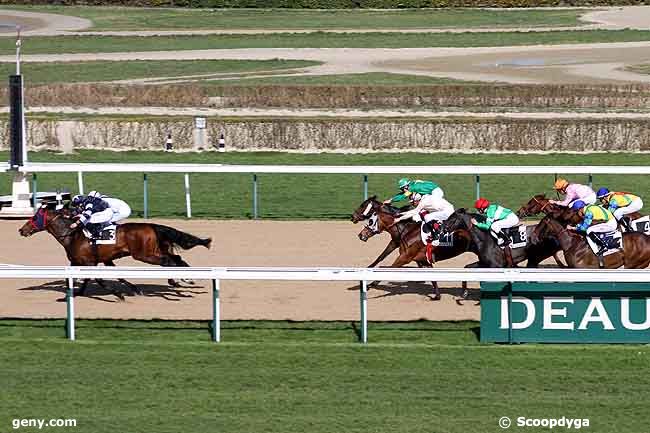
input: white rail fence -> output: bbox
[3,266,650,343]
[14,163,650,219]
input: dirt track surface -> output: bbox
[0,219,487,321]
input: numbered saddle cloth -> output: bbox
[420,225,454,247]
[82,224,117,245]
[630,216,650,235]
[586,231,622,257]
[503,225,528,249]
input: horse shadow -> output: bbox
[19,279,208,302]
[346,281,480,302]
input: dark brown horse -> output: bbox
[532,217,650,268]
[19,204,211,298]
[355,198,474,300]
[518,194,592,225]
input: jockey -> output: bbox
[550,178,596,208]
[472,198,519,247]
[392,189,454,244]
[70,191,131,237]
[383,177,443,205]
[569,200,617,256]
[596,187,643,231]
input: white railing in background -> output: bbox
[2,266,650,343]
[13,162,650,219]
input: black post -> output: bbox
[9,74,24,169]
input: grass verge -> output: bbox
[4,29,650,54]
[3,6,585,31]
[0,319,647,433]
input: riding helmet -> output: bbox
[475,197,490,210]
[397,178,411,189]
[596,187,610,199]
[571,200,586,211]
[554,178,569,191]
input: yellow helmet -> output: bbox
[554,178,569,191]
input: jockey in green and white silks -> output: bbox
[392,189,454,244]
[473,198,519,246]
[383,178,444,205]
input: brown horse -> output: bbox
[356,198,473,300]
[533,217,650,268]
[19,203,212,298]
[351,196,412,268]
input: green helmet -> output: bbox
[398,178,411,189]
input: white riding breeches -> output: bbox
[613,198,643,220]
[423,205,454,223]
[586,218,618,235]
[88,208,113,225]
[569,193,596,207]
[490,213,520,234]
[430,187,444,200]
[104,198,131,223]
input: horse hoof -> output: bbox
[115,292,125,301]
[455,298,464,306]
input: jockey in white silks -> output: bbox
[393,191,455,245]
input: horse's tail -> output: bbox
[153,224,212,250]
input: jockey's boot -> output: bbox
[588,232,607,256]
[620,216,633,232]
[426,222,441,244]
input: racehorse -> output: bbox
[19,203,212,298]
[518,194,595,225]
[352,196,412,268]
[532,217,650,268]
[355,198,473,300]
[442,208,565,268]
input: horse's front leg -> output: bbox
[416,261,440,301]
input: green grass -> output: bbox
[0,319,648,433]
[3,6,586,31]
[5,29,650,54]
[207,72,473,87]
[5,150,650,219]
[0,59,318,85]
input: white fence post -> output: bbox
[360,280,368,343]
[66,277,75,341]
[77,171,84,195]
[212,278,221,343]
[184,173,191,218]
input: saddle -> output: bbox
[82,224,117,245]
[586,231,622,257]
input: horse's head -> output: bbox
[351,195,379,223]
[517,194,548,218]
[18,204,59,237]
[358,212,380,242]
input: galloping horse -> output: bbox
[352,196,412,268]
[354,198,473,300]
[518,194,590,225]
[532,217,650,268]
[442,208,564,268]
[19,203,212,298]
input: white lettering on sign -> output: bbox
[500,297,535,329]
[498,296,650,331]
[621,298,650,330]
[578,298,614,330]
[543,297,575,330]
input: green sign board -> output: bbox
[481,282,650,343]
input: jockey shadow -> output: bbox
[18,279,207,302]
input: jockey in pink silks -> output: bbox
[550,178,597,208]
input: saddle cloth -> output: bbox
[420,224,453,247]
[630,216,650,235]
[82,224,117,245]
[586,231,622,257]
[504,225,528,249]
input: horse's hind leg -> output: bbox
[75,278,90,297]
[417,261,441,301]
